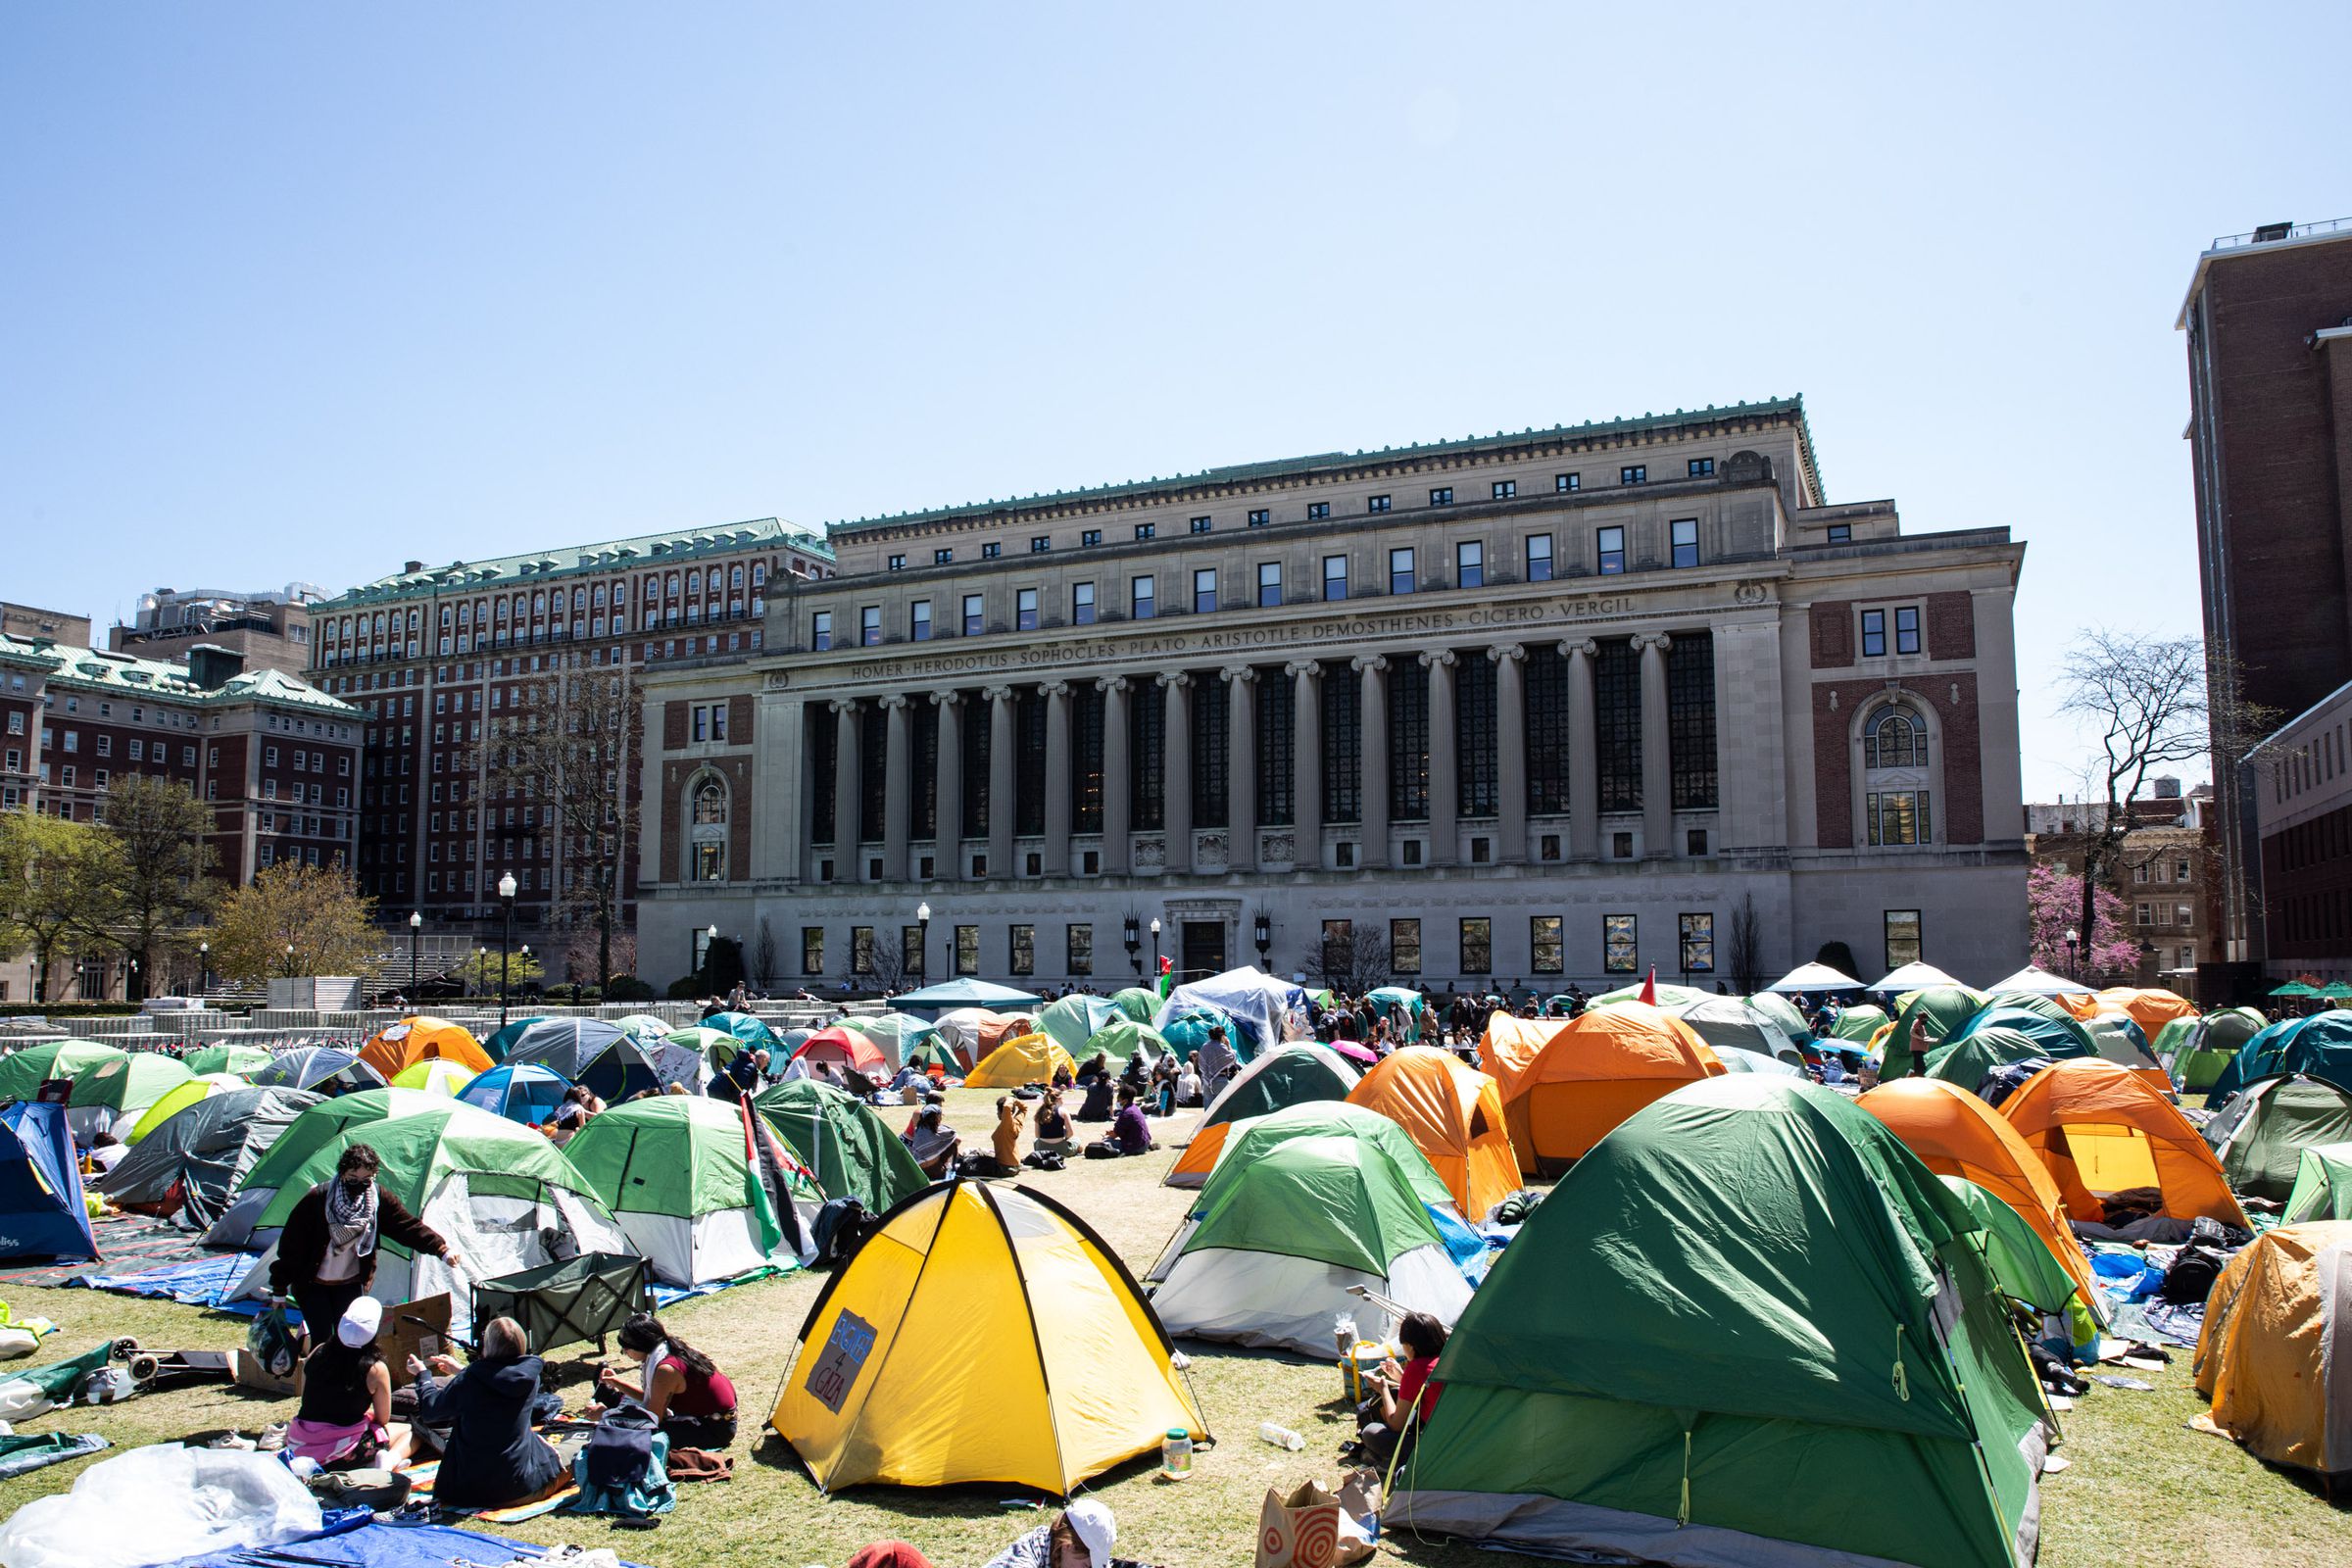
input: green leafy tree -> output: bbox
[0,810,123,1003]
[448,946,546,997]
[99,774,219,1001]
[204,862,378,984]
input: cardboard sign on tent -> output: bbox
[963,1032,1077,1089]
[772,1179,1204,1495]
[1392,1075,2052,1568]
[1346,1047,1522,1223]
[2203,1075,2352,1202]
[0,1102,96,1261]
[357,1016,492,1083]
[1486,1003,1722,1176]
[1164,1044,1359,1188]
[2193,1221,2352,1476]
[2000,1057,2249,1228]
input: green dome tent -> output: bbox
[1165,1044,1361,1188]
[2204,1076,2352,1201]
[1954,1004,2094,1062]
[755,1079,927,1215]
[1939,1174,2087,1329]
[1984,991,2079,1025]
[1393,1075,2050,1568]
[563,1096,802,1286]
[1202,1102,1456,1210]
[1080,1019,1175,1070]
[1742,991,1812,1045]
[68,1053,194,1138]
[1885,986,1989,1077]
[1108,987,1160,1025]
[2207,1010,2352,1105]
[1830,1004,1890,1043]
[2170,1006,2263,1092]
[838,1012,944,1069]
[0,1041,125,1105]
[182,1045,275,1078]
[1589,981,1713,1010]
[204,1087,457,1249]
[1927,1026,2050,1097]
[1036,995,1127,1059]
[2283,1143,2352,1222]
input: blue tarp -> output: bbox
[151,1516,652,1568]
[68,1250,257,1305]
[0,1102,97,1261]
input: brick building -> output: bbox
[110,583,324,677]
[2024,779,2220,989]
[308,519,833,956]
[2180,216,2352,966]
[2245,680,2352,988]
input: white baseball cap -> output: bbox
[337,1296,384,1347]
[1062,1499,1115,1568]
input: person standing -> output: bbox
[269,1144,463,1350]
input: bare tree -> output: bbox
[1728,893,1763,995]
[491,657,642,992]
[1309,919,1393,997]
[2060,631,2274,966]
[754,916,778,990]
[845,927,908,995]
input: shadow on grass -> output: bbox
[747,1432,1182,1522]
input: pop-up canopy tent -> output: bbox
[889,977,1046,1019]
[1764,961,1862,993]
[1154,966,1307,1057]
[964,1032,1077,1089]
[357,1017,492,1083]
[99,1086,322,1230]
[1164,1044,1360,1187]
[1486,1004,1722,1176]
[2283,1143,2352,1223]
[1984,963,2094,997]
[1393,1075,2051,1568]
[2203,1075,2352,1202]
[2194,1221,2352,1476]
[1347,1048,1521,1223]
[203,1087,457,1249]
[2002,1057,2250,1227]
[0,1041,126,1105]
[772,1179,1202,1495]
[755,1079,928,1214]
[562,1096,800,1286]
[246,1046,382,1095]
[0,1102,95,1261]
[1149,1131,1472,1355]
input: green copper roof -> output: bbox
[0,635,357,716]
[828,397,1818,535]
[322,515,832,609]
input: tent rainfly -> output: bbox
[1763,961,1863,993]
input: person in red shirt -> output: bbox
[595,1312,739,1449]
[1357,1311,1448,1468]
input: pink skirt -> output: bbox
[286,1416,384,1466]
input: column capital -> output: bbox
[982,684,1015,703]
[1155,671,1192,690]
[1350,653,1389,674]
[1486,642,1526,663]
[928,689,962,709]
[1632,632,1674,653]
[828,698,860,715]
[1096,673,1131,695]
[879,694,909,710]
[1418,649,1457,669]
[1283,659,1321,679]
[1560,638,1598,660]
[1219,664,1259,685]
[1040,680,1072,699]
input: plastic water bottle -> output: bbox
[1333,1313,1357,1356]
[1160,1427,1193,1479]
[1257,1422,1305,1451]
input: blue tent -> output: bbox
[1953,1004,2093,1063]
[0,1102,96,1261]
[458,1063,573,1125]
[702,1010,777,1048]
[485,1015,552,1062]
[2207,1009,2352,1105]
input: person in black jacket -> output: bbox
[268,1144,465,1352]
[409,1316,564,1510]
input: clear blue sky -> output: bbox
[6,4,2347,800]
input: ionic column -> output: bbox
[931,691,963,880]
[1159,672,1193,874]
[1421,649,1457,865]
[1354,654,1390,869]
[1637,633,1673,858]
[1563,639,1599,860]
[1225,665,1257,873]
[1490,644,1528,862]
[1100,676,1131,875]
[1288,661,1323,869]
[1042,681,1072,877]
[830,699,859,876]
[880,695,911,882]
[986,685,1015,878]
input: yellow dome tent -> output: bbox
[962,1032,1077,1089]
[2193,1221,2352,1475]
[771,1179,1204,1494]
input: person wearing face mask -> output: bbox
[269,1143,465,1352]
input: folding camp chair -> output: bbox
[470,1252,653,1357]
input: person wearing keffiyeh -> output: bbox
[269,1143,465,1352]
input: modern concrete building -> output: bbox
[110,583,325,676]
[2180,216,2352,967]
[635,399,2030,994]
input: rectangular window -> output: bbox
[1257,562,1283,608]
[797,925,825,974]
[859,606,882,646]
[1894,606,1921,655]
[1884,909,1923,972]
[1066,924,1093,976]
[1621,465,1646,485]
[956,924,979,974]
[1031,535,1051,553]
[1455,541,1484,588]
[1008,924,1035,975]
[1322,555,1348,602]
[1016,588,1039,631]
[1556,472,1580,492]
[1081,529,1102,547]
[1072,582,1097,625]
[850,925,875,974]
[1688,457,1715,477]
[1827,523,1851,543]
[1135,522,1155,541]
[1389,918,1421,973]
[980,542,1002,560]
[963,594,984,635]
[1190,515,1212,534]
[1861,609,1886,658]
[1603,913,1639,973]
[910,600,933,641]
[1526,533,1554,581]
[1597,526,1626,575]
[1248,509,1269,527]
[934,547,954,564]
[1866,790,1931,846]
[1307,502,1331,520]
[1531,915,1564,974]
[1389,548,1415,595]
[1193,568,1218,613]
[1429,486,1456,507]
[1131,575,1155,618]
[1670,518,1699,568]
[888,554,906,571]
[1459,917,1493,975]
[1679,911,1715,973]
[1492,480,1517,501]
[1367,494,1391,514]
[1321,919,1351,977]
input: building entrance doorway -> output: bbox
[1181,920,1226,985]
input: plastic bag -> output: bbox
[247,1301,299,1380]
[0,1443,321,1568]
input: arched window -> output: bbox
[1862,703,1932,847]
[1864,706,1928,769]
[689,776,728,880]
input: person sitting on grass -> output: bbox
[847,1546,936,1568]
[1175,1055,1202,1106]
[1085,1087,1156,1159]
[1075,1054,1115,1122]
[1031,1088,1074,1158]
[287,1297,412,1470]
[906,1104,960,1179]
[1355,1310,1447,1468]
[408,1316,564,1511]
[594,1311,739,1449]
[985,1498,1117,1568]
[988,1096,1027,1176]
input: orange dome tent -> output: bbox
[2000,1057,2249,1227]
[2092,987,2197,1039]
[357,1016,492,1083]
[1476,1012,1576,1085]
[1857,1078,2103,1311]
[1346,1047,1522,1222]
[1490,1003,1723,1176]
[792,1027,888,1076]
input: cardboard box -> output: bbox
[377,1293,452,1388]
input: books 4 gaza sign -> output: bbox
[803,1309,876,1413]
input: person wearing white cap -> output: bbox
[285,1295,412,1468]
[982,1496,1118,1568]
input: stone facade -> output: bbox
[636,400,2030,992]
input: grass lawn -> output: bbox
[0,1087,2342,1566]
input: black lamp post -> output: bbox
[408,910,422,999]
[497,872,517,1029]
[1253,912,1271,966]
[283,943,296,979]
[2063,926,2080,981]
[1150,917,1162,984]
[915,901,931,980]
[1123,916,1141,975]
[197,941,209,998]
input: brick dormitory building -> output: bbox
[628,398,2033,993]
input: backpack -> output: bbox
[811,1198,871,1267]
[1022,1150,1067,1172]
[307,1467,413,1510]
